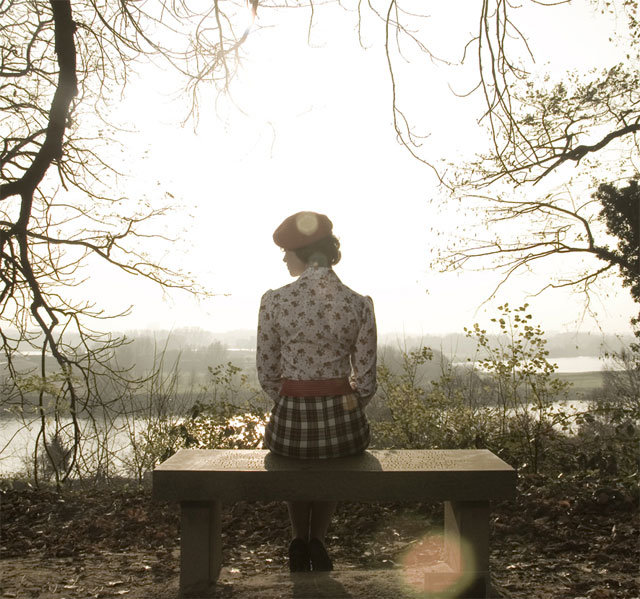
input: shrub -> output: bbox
[121,362,270,480]
[371,305,573,474]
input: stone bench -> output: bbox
[152,448,516,598]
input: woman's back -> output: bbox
[257,266,376,389]
[257,210,378,571]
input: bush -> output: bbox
[560,328,640,477]
[371,305,574,474]
[121,362,270,479]
[371,346,498,450]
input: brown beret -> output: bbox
[272,211,333,250]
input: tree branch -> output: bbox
[1,0,78,206]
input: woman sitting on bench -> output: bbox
[256,211,377,573]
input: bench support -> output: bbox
[180,501,222,597]
[154,450,515,598]
[442,500,490,598]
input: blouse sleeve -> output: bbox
[350,296,377,406]
[256,290,282,403]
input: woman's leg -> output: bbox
[286,501,312,540]
[309,501,337,542]
[307,501,337,571]
[286,501,312,572]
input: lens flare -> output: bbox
[398,531,477,598]
[295,212,319,236]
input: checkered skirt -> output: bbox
[264,394,370,459]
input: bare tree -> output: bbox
[0,0,337,485]
[336,1,640,308]
[4,0,628,485]
[0,0,211,485]
[429,1,640,311]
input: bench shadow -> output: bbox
[291,572,352,598]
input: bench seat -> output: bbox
[152,448,516,598]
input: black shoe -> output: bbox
[308,538,333,571]
[288,538,310,572]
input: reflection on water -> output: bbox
[0,416,150,476]
[0,414,268,476]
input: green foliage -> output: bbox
[372,346,499,452]
[185,401,267,452]
[568,415,639,477]
[36,432,73,482]
[372,305,573,474]
[595,178,640,312]
[122,362,270,479]
[184,362,269,451]
[371,304,639,480]
[15,373,68,400]
[373,346,438,448]
[598,331,640,420]
[566,329,640,477]
[465,304,574,472]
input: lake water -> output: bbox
[551,356,615,372]
[453,355,619,373]
[0,416,138,477]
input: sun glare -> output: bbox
[399,531,477,598]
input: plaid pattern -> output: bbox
[264,394,370,459]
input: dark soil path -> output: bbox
[1,473,637,598]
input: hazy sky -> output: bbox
[85,1,637,337]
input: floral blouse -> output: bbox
[257,267,377,405]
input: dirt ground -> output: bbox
[0,556,498,599]
[1,474,638,599]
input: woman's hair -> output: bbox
[293,234,341,267]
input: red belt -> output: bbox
[280,378,353,397]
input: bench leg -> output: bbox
[443,500,490,598]
[180,501,222,598]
